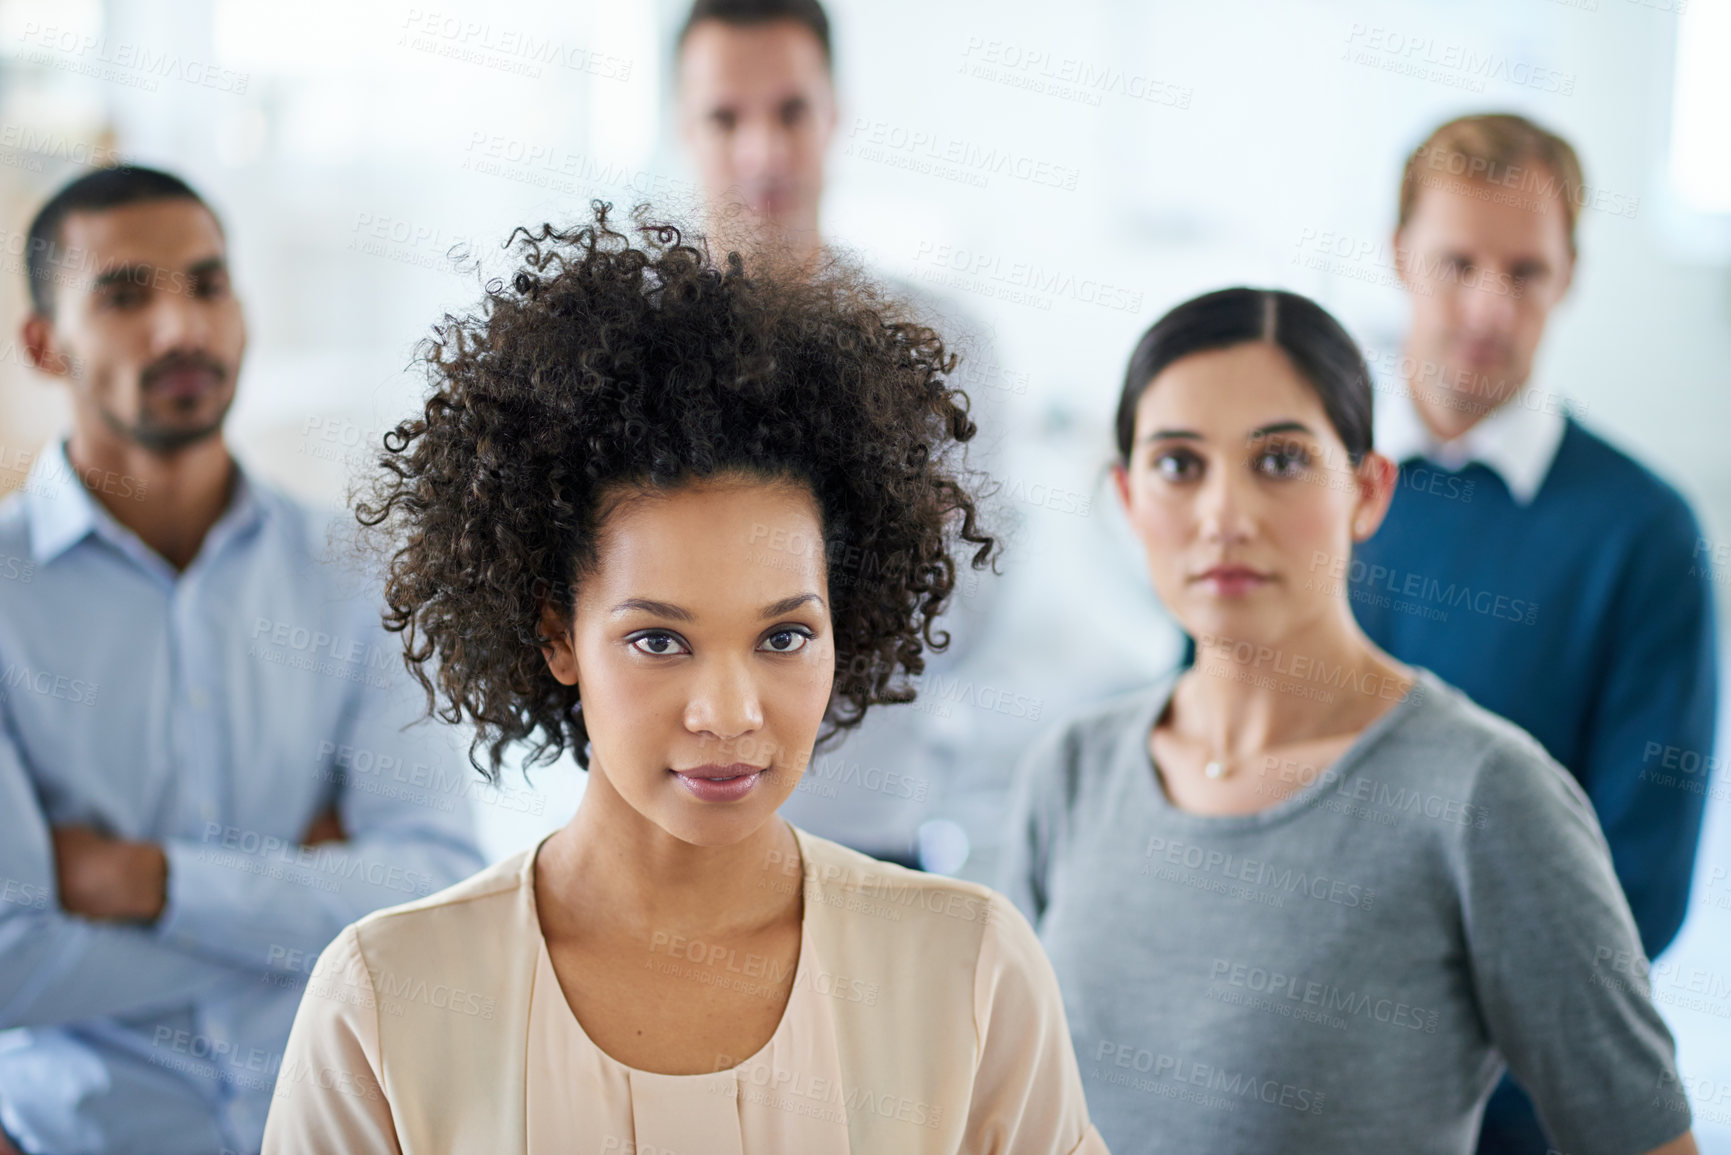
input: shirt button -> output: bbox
[189,688,209,709]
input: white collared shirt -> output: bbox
[1374,378,1569,506]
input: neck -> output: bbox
[64,423,234,572]
[1401,341,1516,443]
[541,762,802,941]
[709,214,824,279]
[1184,604,1397,758]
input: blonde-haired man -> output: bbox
[1352,113,1717,1155]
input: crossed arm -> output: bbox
[49,806,344,923]
[0,671,483,1029]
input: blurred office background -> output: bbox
[0,0,1726,1143]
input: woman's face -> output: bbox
[1113,341,1395,652]
[542,474,835,847]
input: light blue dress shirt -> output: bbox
[0,442,485,1154]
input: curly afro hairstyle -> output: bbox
[358,201,997,779]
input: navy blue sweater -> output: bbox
[1351,415,1718,959]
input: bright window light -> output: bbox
[1670,2,1731,214]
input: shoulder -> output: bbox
[247,473,391,604]
[1557,417,1702,536]
[796,828,1005,952]
[249,477,344,563]
[0,488,25,544]
[794,827,1047,1003]
[1397,672,1595,830]
[877,272,989,339]
[0,463,44,563]
[0,497,30,583]
[347,849,530,961]
[1016,679,1170,793]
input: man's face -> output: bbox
[1394,166,1575,417]
[31,198,245,454]
[676,19,837,247]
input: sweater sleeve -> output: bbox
[1455,735,1692,1155]
[1578,494,1717,957]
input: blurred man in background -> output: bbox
[0,165,483,1154]
[673,0,1026,877]
[1353,113,1718,1155]
[675,0,834,277]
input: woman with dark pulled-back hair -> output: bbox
[1001,287,1698,1155]
[261,202,1107,1153]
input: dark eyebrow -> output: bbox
[609,593,824,622]
[1247,421,1314,440]
[760,592,823,618]
[610,598,695,622]
[1139,428,1202,445]
[92,255,227,291]
[1139,422,1316,447]
[91,264,157,291]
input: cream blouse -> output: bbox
[262,825,1109,1153]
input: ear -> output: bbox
[1391,225,1414,294]
[1554,248,1576,304]
[537,595,580,687]
[1349,451,1400,543]
[818,83,840,145]
[22,314,72,378]
[1110,461,1133,515]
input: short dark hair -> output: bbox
[676,0,832,71]
[1116,287,1374,465]
[357,201,995,777]
[25,164,212,316]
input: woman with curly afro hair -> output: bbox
[262,202,1108,1154]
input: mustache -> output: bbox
[140,351,229,390]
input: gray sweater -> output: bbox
[1000,667,1690,1155]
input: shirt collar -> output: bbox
[25,440,268,570]
[1374,381,1568,506]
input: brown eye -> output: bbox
[629,631,689,656]
[1254,445,1310,478]
[759,628,811,654]
[1152,448,1202,482]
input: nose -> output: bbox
[683,654,765,744]
[151,286,213,353]
[1196,458,1255,546]
[731,116,790,184]
[1457,268,1519,333]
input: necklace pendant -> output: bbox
[1204,760,1226,780]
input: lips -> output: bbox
[1452,339,1508,368]
[676,762,765,780]
[149,367,221,398]
[1193,566,1271,597]
[670,763,767,803]
[143,356,226,399]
